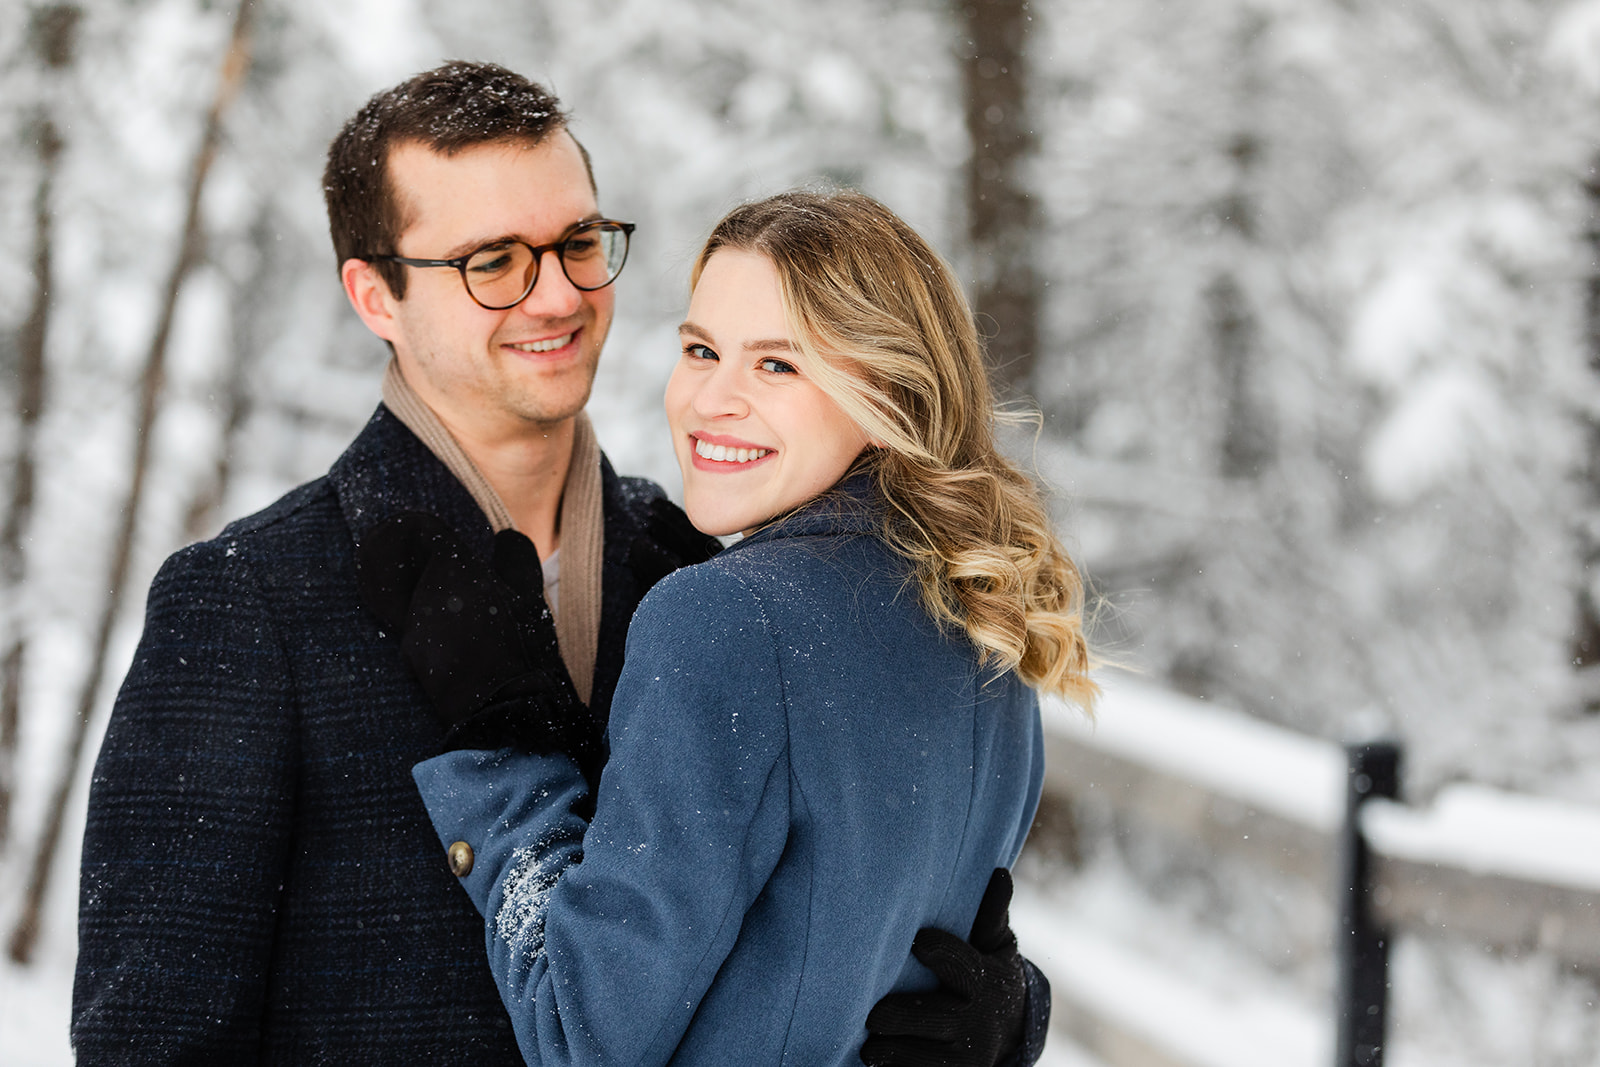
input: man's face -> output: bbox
[367,133,612,436]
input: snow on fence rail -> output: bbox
[1025,677,1600,1067]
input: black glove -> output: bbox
[355,511,601,780]
[625,497,722,590]
[860,868,1029,1067]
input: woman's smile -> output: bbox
[690,433,773,468]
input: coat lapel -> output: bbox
[328,404,496,560]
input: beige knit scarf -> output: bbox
[381,358,603,703]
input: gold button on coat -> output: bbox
[447,840,474,878]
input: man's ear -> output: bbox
[341,258,402,345]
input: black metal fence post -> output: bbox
[1335,741,1401,1067]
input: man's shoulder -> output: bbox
[602,463,669,528]
[151,475,347,595]
[217,475,342,542]
[600,461,724,589]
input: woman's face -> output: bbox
[666,249,871,537]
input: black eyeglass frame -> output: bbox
[367,218,636,310]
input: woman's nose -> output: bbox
[692,363,748,419]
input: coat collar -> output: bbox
[732,472,882,553]
[328,404,497,559]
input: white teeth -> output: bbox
[695,438,769,464]
[511,333,573,353]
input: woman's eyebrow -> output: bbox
[677,323,792,352]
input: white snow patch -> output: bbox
[1545,0,1600,94]
[1013,879,1328,1067]
[1362,785,1600,894]
[1345,262,1445,389]
[1471,195,1562,272]
[496,841,567,965]
[309,0,436,86]
[1362,367,1500,504]
[800,52,874,123]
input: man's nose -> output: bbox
[514,250,583,318]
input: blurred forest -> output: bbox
[3,0,1600,1053]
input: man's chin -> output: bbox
[498,364,598,427]
[505,387,594,429]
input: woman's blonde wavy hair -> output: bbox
[692,190,1097,710]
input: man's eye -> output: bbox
[758,357,796,374]
[468,252,515,275]
[685,343,718,361]
[563,236,599,257]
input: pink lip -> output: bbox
[687,431,776,473]
[692,431,768,449]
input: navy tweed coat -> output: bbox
[72,406,679,1065]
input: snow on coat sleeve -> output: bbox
[413,562,790,1066]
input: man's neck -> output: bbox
[432,406,575,560]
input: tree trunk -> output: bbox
[8,0,256,964]
[0,4,80,854]
[1572,154,1600,702]
[184,208,279,541]
[1214,16,1273,480]
[958,0,1039,398]
[0,119,62,852]
[1212,134,1272,479]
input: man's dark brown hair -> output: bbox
[322,61,592,299]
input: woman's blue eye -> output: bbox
[758,358,796,375]
[686,343,717,361]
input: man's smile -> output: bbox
[504,329,580,359]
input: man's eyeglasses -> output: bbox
[368,219,636,310]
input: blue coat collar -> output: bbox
[732,472,881,552]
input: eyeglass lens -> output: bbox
[463,223,630,308]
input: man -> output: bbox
[73,62,1048,1064]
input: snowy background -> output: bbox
[5,0,1600,1063]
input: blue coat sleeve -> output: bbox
[414,564,790,1066]
[73,538,296,1062]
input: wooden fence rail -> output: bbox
[1027,680,1600,1067]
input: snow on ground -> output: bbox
[1012,848,1557,1067]
[0,802,83,1067]
[1013,870,1327,1067]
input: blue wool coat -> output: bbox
[72,407,677,1065]
[415,480,1047,1066]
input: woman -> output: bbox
[404,190,1095,1064]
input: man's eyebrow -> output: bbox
[440,213,605,260]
